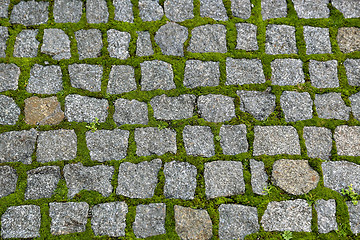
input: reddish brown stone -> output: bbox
[24,96,64,125]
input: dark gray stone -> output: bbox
[164,161,197,200]
[0,64,20,91]
[310,60,339,88]
[261,0,287,20]
[184,60,220,88]
[86,0,108,23]
[344,59,360,86]
[75,29,103,59]
[347,202,360,234]
[41,29,71,60]
[226,58,265,85]
[231,0,252,19]
[117,159,161,198]
[236,23,258,51]
[350,92,360,121]
[250,159,268,195]
[155,22,188,56]
[315,93,350,120]
[334,125,360,156]
[303,127,332,160]
[69,64,102,92]
[25,166,60,200]
[164,0,194,22]
[304,26,331,54]
[219,124,248,155]
[188,24,227,53]
[0,95,20,125]
[107,29,130,59]
[54,0,82,23]
[0,0,9,18]
[113,98,148,125]
[139,0,164,21]
[140,60,175,91]
[315,199,337,234]
[133,203,166,238]
[0,166,17,199]
[13,29,39,58]
[323,161,360,192]
[332,0,360,18]
[280,91,313,122]
[10,0,48,26]
[136,31,154,56]
[151,94,195,120]
[293,0,329,18]
[265,24,297,55]
[200,0,228,20]
[0,27,7,57]
[107,65,136,94]
[271,59,304,86]
[337,27,360,53]
[26,64,63,94]
[198,94,235,122]
[114,0,133,22]
[183,125,214,157]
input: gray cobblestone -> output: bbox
[113,98,148,125]
[304,26,332,54]
[134,203,166,238]
[0,166,17,199]
[183,125,215,157]
[0,64,20,91]
[303,127,332,160]
[344,59,360,86]
[155,22,188,56]
[198,94,235,122]
[107,65,136,94]
[140,60,175,91]
[280,91,313,122]
[271,59,304,86]
[315,93,350,120]
[261,0,287,20]
[265,24,297,55]
[86,0,108,23]
[75,29,103,59]
[13,29,39,58]
[226,58,265,85]
[184,60,220,88]
[10,0,48,26]
[315,199,338,233]
[136,31,154,56]
[293,0,329,19]
[231,0,252,19]
[0,0,9,18]
[347,202,360,234]
[0,95,20,125]
[25,166,60,200]
[236,23,258,51]
[219,124,248,155]
[114,0,133,22]
[54,0,82,23]
[27,64,63,94]
[69,64,102,92]
[41,29,71,60]
[139,0,163,22]
[335,125,360,156]
[151,94,195,120]
[200,0,228,21]
[350,92,360,121]
[310,60,339,88]
[107,29,130,59]
[0,27,7,58]
[250,159,268,195]
[332,0,360,18]
[188,24,227,53]
[164,0,194,22]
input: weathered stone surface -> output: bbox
[37,129,77,163]
[49,202,89,235]
[155,22,188,56]
[265,24,297,55]
[26,64,63,94]
[0,0,9,18]
[133,203,166,238]
[164,0,194,22]
[280,91,313,122]
[315,93,350,120]
[304,26,331,54]
[184,60,220,88]
[86,0,108,23]
[114,0,133,22]
[139,0,164,22]
[91,202,127,237]
[220,124,248,155]
[204,161,245,199]
[69,64,102,92]
[174,205,212,240]
[25,166,60,200]
[350,92,360,121]
[219,204,259,240]
[65,94,109,123]
[332,0,360,18]
[271,59,304,86]
[117,159,161,198]
[140,60,175,91]
[344,59,360,86]
[198,94,235,122]
[261,0,287,20]
[347,202,360,235]
[54,0,82,23]
[75,29,103,59]
[107,65,136,94]
[315,199,337,234]
[64,163,114,198]
[0,27,7,57]
[253,126,301,156]
[236,23,258,51]
[237,89,276,120]
[261,200,312,232]
[1,205,41,238]
[113,98,148,125]
[250,159,268,195]
[136,31,153,56]
[183,125,214,157]
[164,161,197,200]
[0,95,20,125]
[272,159,319,195]
[200,0,228,20]
[0,64,20,91]
[107,29,130,59]
[41,29,71,60]
[293,0,329,18]
[13,29,39,58]
[151,94,195,120]
[335,125,360,156]
[231,0,251,19]
[0,166,17,199]
[188,24,227,53]
[303,127,332,160]
[309,60,339,88]
[10,0,48,26]
[337,27,360,53]
[135,127,177,156]
[86,129,129,162]
[226,58,265,85]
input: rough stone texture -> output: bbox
[315,93,350,120]
[113,98,148,125]
[91,202,127,237]
[188,24,227,53]
[271,59,304,86]
[25,166,60,200]
[26,64,63,94]
[265,24,297,55]
[37,129,77,163]
[0,95,20,125]
[303,26,332,54]
[174,205,212,240]
[200,0,228,20]
[151,94,195,120]
[13,29,39,58]
[136,31,154,56]
[107,29,130,59]
[164,161,197,200]
[261,200,312,232]
[219,204,259,240]
[25,96,64,125]
[164,0,194,22]
[332,0,360,18]
[335,125,360,156]
[41,29,71,60]
[1,205,41,239]
[114,0,133,22]
[198,94,235,122]
[0,166,17,199]
[231,0,251,19]
[303,127,332,160]
[107,65,136,94]
[140,60,175,91]
[54,0,82,23]
[86,129,129,162]
[0,129,37,164]
[280,91,313,122]
[86,0,108,23]
[135,127,177,156]
[69,64,102,92]
[10,0,48,26]
[292,0,329,19]
[337,27,360,53]
[261,0,287,20]
[0,0,9,18]
[219,124,248,155]
[315,199,337,234]
[155,22,188,56]
[310,60,339,88]
[49,202,89,235]
[0,63,20,91]
[133,203,166,238]
[253,126,301,156]
[347,202,360,235]
[183,125,215,157]
[344,59,360,86]
[64,163,114,198]
[250,159,268,195]
[0,27,7,58]
[350,92,360,121]
[139,0,164,22]
[65,94,109,123]
[237,89,276,120]
[226,58,265,85]
[183,60,220,88]
[204,161,245,199]
[236,23,258,51]
[272,159,319,195]
[75,29,103,59]
[117,159,161,198]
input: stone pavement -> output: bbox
[0,0,359,239]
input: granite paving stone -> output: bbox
[75,29,103,59]
[231,0,252,19]
[200,0,228,21]
[133,203,166,238]
[0,27,7,58]
[41,29,71,60]
[347,202,360,234]
[10,0,49,26]
[292,0,329,19]
[13,29,39,58]
[265,24,297,55]
[315,93,350,120]
[188,24,227,53]
[107,29,131,59]
[69,64,103,92]
[114,0,133,22]
[280,91,313,122]
[140,60,175,91]
[332,0,360,18]
[315,199,338,233]
[303,127,332,160]
[219,124,248,155]
[350,92,360,121]
[25,166,60,200]
[54,0,82,23]
[136,31,154,56]
[226,58,265,85]
[113,98,148,125]
[0,0,9,18]
[236,23,258,51]
[344,59,360,86]
[151,94,195,120]
[198,94,235,122]
[261,0,287,20]
[303,26,332,54]
[107,65,136,94]
[0,166,17,199]
[164,0,194,22]
[183,60,220,88]
[337,27,360,53]
[183,125,215,157]
[271,59,305,86]
[334,125,360,156]
[25,96,61,126]
[26,64,63,94]
[139,0,164,22]
[86,0,108,23]
[155,22,188,56]
[0,63,20,91]
[0,95,20,125]
[309,60,339,88]
[250,159,268,195]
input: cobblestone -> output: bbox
[332,0,360,18]
[271,59,304,86]
[69,64,102,92]
[219,124,248,155]
[113,98,148,125]
[334,125,360,156]
[303,26,331,54]
[0,166,17,199]
[235,23,258,51]
[309,60,339,88]
[0,95,20,125]
[337,27,360,53]
[315,93,350,120]
[107,65,136,94]
[164,0,194,22]
[315,199,338,233]
[151,94,195,120]
[188,24,227,53]
[292,0,329,19]
[27,64,63,94]
[54,0,82,23]
[0,63,20,92]
[261,0,287,20]
[86,0,108,23]
[25,166,60,200]
[0,27,7,57]
[280,91,313,122]
[139,0,164,22]
[303,127,332,160]
[200,0,228,21]
[13,29,39,58]
[136,31,154,56]
[344,59,360,86]
[140,60,175,91]
[231,0,252,19]
[265,24,297,55]
[75,29,103,59]
[155,22,188,56]
[250,159,268,195]
[350,92,360,121]
[347,202,360,235]
[107,29,130,59]
[113,0,133,22]
[198,94,235,122]
[226,58,265,85]
[0,0,9,18]
[133,203,166,238]
[41,29,71,60]
[184,60,220,88]
[10,0,48,26]
[183,125,215,157]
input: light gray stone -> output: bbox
[198,94,235,122]
[184,60,220,88]
[350,92,360,121]
[0,166,17,199]
[25,166,60,200]
[344,59,360,86]
[315,93,350,120]
[114,0,133,22]
[113,98,148,125]
[265,24,297,55]
[250,159,268,195]
[231,0,251,19]
[0,27,7,57]
[139,0,164,21]
[117,159,161,198]
[335,125,360,156]
[226,58,265,85]
[332,0,360,18]
[155,22,188,56]
[164,0,194,22]
[133,203,166,238]
[13,29,39,58]
[136,31,153,56]
[220,124,248,155]
[41,28,71,60]
[107,65,136,94]
[303,127,332,160]
[107,29,130,59]
[236,23,258,51]
[337,27,360,53]
[75,29,103,59]
[164,161,197,200]
[69,64,102,92]
[315,199,337,234]
[26,64,63,94]
[183,125,215,157]
[151,94,195,120]
[188,24,227,53]
[54,0,82,23]
[86,0,108,23]
[0,95,20,125]
[10,0,48,25]
[0,64,20,91]
[280,91,313,122]
[293,0,329,18]
[271,59,304,86]
[304,26,332,54]
[347,202,360,235]
[200,0,228,20]
[0,0,9,18]
[140,60,175,91]
[261,0,287,20]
